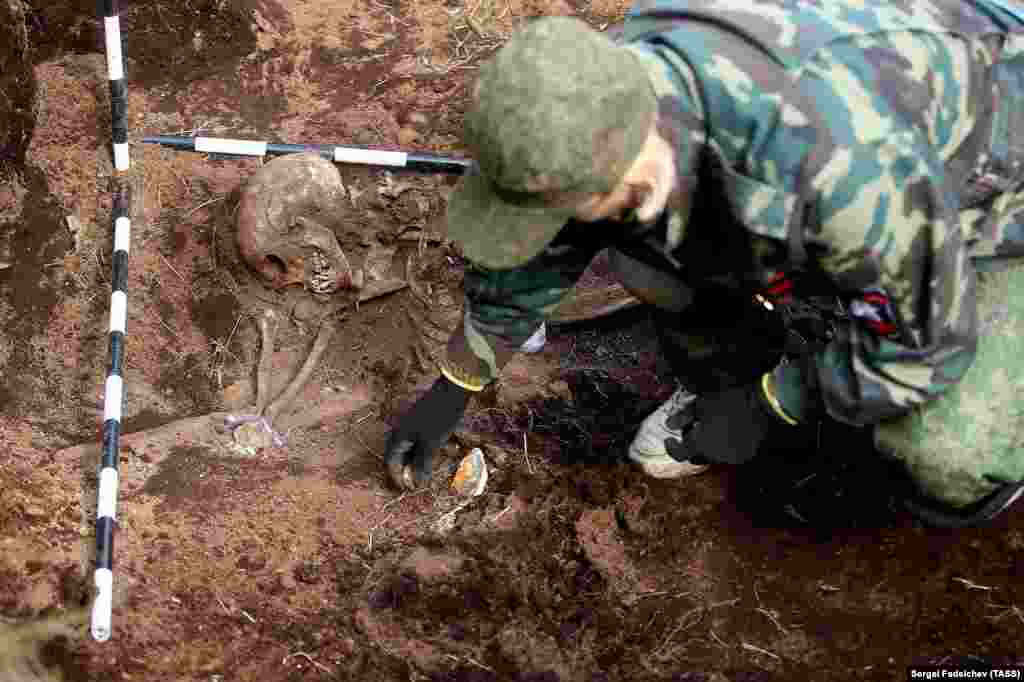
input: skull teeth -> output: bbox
[307,248,334,293]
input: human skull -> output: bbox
[236,153,360,294]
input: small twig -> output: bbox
[354,409,377,425]
[241,610,257,623]
[378,493,408,514]
[741,641,781,660]
[656,606,705,656]
[756,607,788,634]
[445,654,494,672]
[490,503,513,522]
[523,432,533,474]
[283,651,333,674]
[96,249,108,283]
[953,577,994,591]
[159,252,188,284]
[182,194,224,220]
[157,315,179,338]
[794,473,817,488]
[215,595,231,614]
[350,425,376,458]
[221,313,245,353]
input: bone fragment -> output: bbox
[263,320,336,423]
[256,309,278,414]
[357,277,408,302]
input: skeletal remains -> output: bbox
[224,309,336,452]
[236,153,363,295]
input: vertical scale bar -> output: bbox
[93,0,130,644]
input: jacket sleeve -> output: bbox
[439,239,602,391]
[776,133,979,426]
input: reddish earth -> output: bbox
[1,1,1023,681]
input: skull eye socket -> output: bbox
[265,255,287,277]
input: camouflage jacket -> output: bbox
[440,0,1024,426]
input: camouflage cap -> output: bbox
[447,16,656,270]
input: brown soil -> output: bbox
[2,1,1023,681]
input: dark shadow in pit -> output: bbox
[514,369,916,531]
[24,0,259,88]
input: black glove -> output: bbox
[385,376,472,489]
[665,376,802,465]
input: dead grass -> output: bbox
[442,0,516,70]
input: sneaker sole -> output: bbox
[628,447,710,479]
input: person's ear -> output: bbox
[632,177,664,222]
[623,180,652,209]
[633,148,675,221]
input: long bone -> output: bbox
[224,312,336,448]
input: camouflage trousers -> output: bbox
[874,257,1024,508]
[607,247,1024,509]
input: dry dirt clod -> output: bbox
[397,127,419,146]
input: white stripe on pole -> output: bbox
[91,568,114,642]
[334,147,408,167]
[103,17,124,80]
[103,375,123,422]
[195,137,268,157]
[113,143,130,172]
[97,468,119,520]
[109,291,127,334]
[114,216,131,254]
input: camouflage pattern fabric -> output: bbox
[440,0,1024,494]
[875,258,1024,507]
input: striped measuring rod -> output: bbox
[141,135,472,174]
[93,0,132,643]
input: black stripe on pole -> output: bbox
[102,0,118,18]
[111,250,128,292]
[109,80,128,145]
[95,515,115,570]
[101,419,120,469]
[406,153,471,174]
[108,330,124,376]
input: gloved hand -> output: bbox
[385,376,472,489]
[665,373,803,465]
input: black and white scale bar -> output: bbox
[103,0,129,172]
[93,0,131,644]
[142,135,472,174]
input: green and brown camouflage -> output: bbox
[875,260,1024,507]
[445,17,658,272]
[440,0,1024,442]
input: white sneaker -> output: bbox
[519,323,547,354]
[628,387,710,478]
